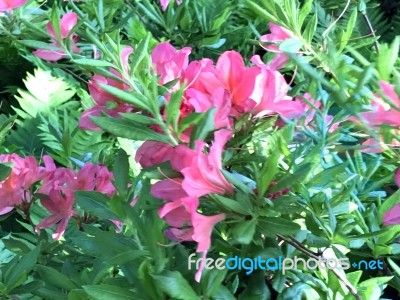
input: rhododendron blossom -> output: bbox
[181,197,225,282]
[216,51,261,114]
[151,42,191,86]
[33,12,80,61]
[352,81,400,128]
[79,46,134,130]
[0,0,26,12]
[151,178,188,201]
[249,55,300,118]
[180,129,234,197]
[0,154,45,214]
[349,81,400,153]
[36,156,116,240]
[260,22,296,52]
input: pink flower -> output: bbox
[36,156,116,240]
[186,87,232,129]
[135,141,175,168]
[249,56,299,118]
[156,195,225,281]
[360,137,400,153]
[159,198,192,228]
[33,12,80,61]
[181,197,225,282]
[351,81,400,128]
[76,163,115,195]
[151,178,188,201]
[348,81,400,153]
[0,154,45,214]
[164,227,193,241]
[151,42,191,86]
[260,23,295,52]
[383,203,400,226]
[182,59,224,95]
[159,0,182,11]
[79,47,135,130]
[36,163,77,240]
[180,129,234,197]
[395,168,400,188]
[216,51,261,114]
[0,0,26,11]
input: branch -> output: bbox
[361,10,380,53]
[277,234,362,300]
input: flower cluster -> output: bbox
[130,27,306,281]
[75,24,400,280]
[136,130,231,281]
[0,154,116,240]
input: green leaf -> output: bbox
[178,112,206,134]
[129,33,151,73]
[339,8,357,51]
[238,271,271,300]
[308,163,348,186]
[358,276,393,300]
[106,250,148,266]
[202,268,228,298]
[299,0,313,26]
[303,13,317,43]
[166,86,185,132]
[257,217,300,236]
[99,84,150,111]
[4,245,40,291]
[18,40,62,51]
[377,37,399,81]
[138,260,163,300]
[75,191,120,220]
[279,38,303,53]
[257,151,280,200]
[50,3,62,42]
[71,59,114,68]
[119,113,159,125]
[387,258,400,277]
[306,233,330,247]
[211,194,249,214]
[190,108,215,147]
[213,285,236,300]
[9,280,44,295]
[83,285,139,300]
[0,163,12,181]
[92,116,169,143]
[113,149,129,196]
[233,219,257,244]
[221,170,255,194]
[36,265,77,290]
[14,69,75,118]
[348,229,389,240]
[152,271,199,300]
[245,0,278,24]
